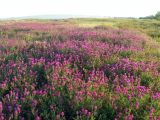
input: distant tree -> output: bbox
[139,15,155,19]
[155,11,160,20]
[139,11,160,20]
[155,11,160,17]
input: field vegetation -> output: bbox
[0,18,160,120]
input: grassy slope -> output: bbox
[68,18,160,62]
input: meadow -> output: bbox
[0,18,160,120]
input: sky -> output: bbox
[0,0,159,18]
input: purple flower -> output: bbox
[0,101,2,113]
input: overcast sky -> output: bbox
[0,0,159,18]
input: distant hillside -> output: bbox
[2,15,107,20]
